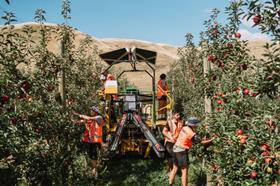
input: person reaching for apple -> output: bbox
[169,117,214,186]
[72,106,105,178]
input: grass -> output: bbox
[73,154,207,186]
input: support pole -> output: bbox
[59,39,66,111]
[152,69,156,127]
[203,56,212,185]
[203,57,212,114]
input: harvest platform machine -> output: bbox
[99,47,173,158]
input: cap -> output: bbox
[91,106,101,114]
[186,117,200,127]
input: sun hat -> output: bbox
[186,117,200,127]
[91,106,101,114]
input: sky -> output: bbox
[0,0,268,46]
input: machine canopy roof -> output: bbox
[99,47,157,65]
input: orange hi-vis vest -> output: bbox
[82,118,104,143]
[175,126,195,150]
[164,119,183,144]
[157,79,169,99]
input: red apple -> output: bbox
[208,55,216,62]
[236,129,243,136]
[217,100,224,105]
[227,43,233,48]
[239,135,248,144]
[243,88,250,95]
[260,144,270,151]
[234,32,241,38]
[1,95,9,104]
[250,171,257,179]
[240,138,247,144]
[215,108,223,112]
[250,92,258,97]
[253,15,261,25]
[21,81,30,91]
[266,75,273,81]
[240,64,248,70]
[264,157,272,164]
[261,151,270,157]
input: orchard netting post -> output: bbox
[58,39,66,111]
[59,0,71,112]
[203,52,212,185]
[203,56,212,114]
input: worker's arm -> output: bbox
[71,111,84,125]
[192,134,214,146]
[72,111,100,121]
[77,114,94,120]
[74,119,85,125]
[162,126,175,143]
[201,137,214,145]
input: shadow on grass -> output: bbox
[73,154,207,186]
[97,155,167,186]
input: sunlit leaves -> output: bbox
[1,11,16,25]
[34,8,46,23]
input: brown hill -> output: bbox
[1,22,269,91]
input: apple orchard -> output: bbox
[1,0,279,185]
[169,1,279,185]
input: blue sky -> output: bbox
[0,0,267,46]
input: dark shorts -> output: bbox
[158,96,167,101]
[173,150,189,168]
[85,143,101,160]
[165,142,174,159]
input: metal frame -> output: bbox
[100,48,157,126]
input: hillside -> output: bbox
[0,22,269,90]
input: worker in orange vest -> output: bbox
[157,73,169,120]
[169,117,214,186]
[105,73,118,123]
[162,111,184,174]
[74,106,105,178]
